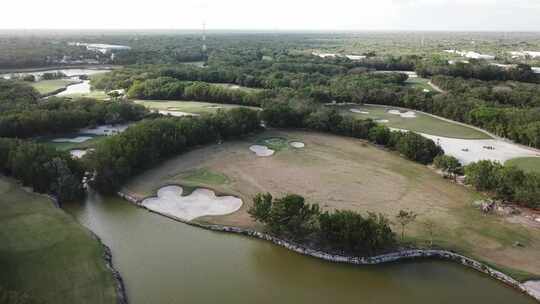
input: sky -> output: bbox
[1,0,539,31]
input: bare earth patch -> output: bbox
[141,185,242,221]
[123,130,540,278]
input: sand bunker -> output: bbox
[388,109,417,118]
[249,145,275,157]
[158,110,199,117]
[80,124,129,136]
[70,149,88,158]
[350,109,370,114]
[390,127,540,165]
[52,136,92,143]
[375,119,389,123]
[290,141,305,148]
[206,105,224,109]
[141,185,242,221]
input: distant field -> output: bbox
[63,90,109,100]
[405,77,434,91]
[339,104,491,139]
[0,176,118,304]
[506,157,540,174]
[213,83,263,93]
[31,79,77,95]
[123,130,540,280]
[134,100,261,115]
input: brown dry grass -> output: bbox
[123,130,540,279]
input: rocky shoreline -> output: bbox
[117,190,540,302]
[91,232,129,304]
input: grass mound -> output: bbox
[0,177,118,304]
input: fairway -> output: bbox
[506,157,540,174]
[31,79,78,95]
[340,104,491,139]
[123,130,540,280]
[0,177,119,304]
[133,100,261,115]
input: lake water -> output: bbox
[64,192,536,304]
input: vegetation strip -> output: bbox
[118,190,540,303]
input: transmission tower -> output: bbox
[202,21,207,53]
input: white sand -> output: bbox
[52,136,92,143]
[141,185,242,221]
[70,149,88,158]
[422,134,540,165]
[375,119,389,123]
[206,105,224,109]
[290,141,305,148]
[350,109,370,114]
[158,110,200,117]
[249,145,275,157]
[388,109,417,118]
[522,281,540,300]
[80,124,129,136]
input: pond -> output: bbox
[64,192,536,304]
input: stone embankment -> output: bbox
[118,190,540,302]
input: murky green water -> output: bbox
[65,192,535,304]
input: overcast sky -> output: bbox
[2,0,539,31]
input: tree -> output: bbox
[422,219,436,247]
[433,155,462,180]
[464,160,502,191]
[248,193,273,223]
[395,210,417,241]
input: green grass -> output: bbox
[0,176,118,304]
[213,83,263,93]
[256,137,290,151]
[405,77,434,92]
[506,157,540,174]
[180,168,230,186]
[339,104,491,139]
[31,79,77,95]
[63,90,109,100]
[133,100,261,115]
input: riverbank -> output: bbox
[0,176,123,304]
[117,190,540,302]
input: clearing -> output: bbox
[0,176,118,304]
[506,157,540,174]
[122,130,540,280]
[340,104,491,139]
[133,100,261,115]
[31,79,78,95]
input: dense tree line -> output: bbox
[0,97,148,138]
[0,80,40,112]
[0,138,84,202]
[249,193,396,255]
[89,108,260,193]
[126,77,264,106]
[464,161,540,208]
[417,61,539,83]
